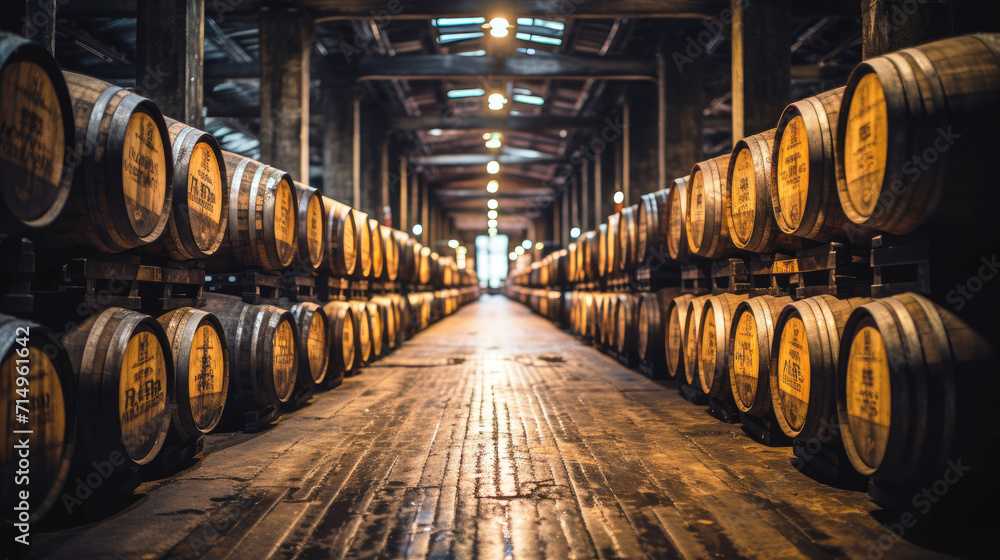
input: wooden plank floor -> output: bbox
[31,295,961,559]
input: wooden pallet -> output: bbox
[631,264,682,293]
[747,253,794,297]
[711,258,750,294]
[59,255,204,312]
[204,271,316,305]
[870,234,930,298]
[770,243,870,299]
[681,263,711,294]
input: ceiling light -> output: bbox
[486,180,499,193]
[487,160,500,174]
[412,223,423,235]
[489,228,498,236]
[509,252,517,261]
[570,227,580,238]
[613,190,624,204]
[522,239,532,249]
[488,219,498,228]
[485,132,502,149]
[487,210,498,219]
[487,198,498,209]
[535,242,544,250]
[448,239,459,248]
[489,17,510,31]
[515,245,524,255]
[429,128,443,136]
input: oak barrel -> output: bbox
[289,302,330,389]
[0,32,74,230]
[292,182,327,272]
[614,293,638,355]
[728,295,793,416]
[665,176,692,261]
[636,190,670,268]
[770,295,870,440]
[772,87,854,242]
[62,307,172,467]
[48,72,173,252]
[348,300,373,365]
[201,294,298,415]
[366,301,384,358]
[144,117,228,260]
[353,211,373,278]
[681,294,712,385]
[838,293,996,486]
[686,154,736,259]
[636,290,672,369]
[728,129,801,253]
[204,152,297,271]
[618,204,638,272]
[156,307,228,440]
[836,34,1000,235]
[664,293,696,378]
[322,197,357,277]
[321,301,356,378]
[381,226,400,281]
[369,219,384,280]
[698,292,748,397]
[0,315,76,524]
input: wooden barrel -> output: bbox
[372,296,401,350]
[637,190,670,267]
[583,231,598,281]
[145,117,228,260]
[836,34,1000,235]
[353,211,373,278]
[664,293,696,378]
[603,294,618,348]
[697,293,749,397]
[399,235,417,283]
[348,301,372,364]
[321,301,356,378]
[418,246,432,285]
[366,301,383,358]
[682,294,713,386]
[728,129,802,253]
[837,293,995,485]
[322,197,357,277]
[62,307,172,467]
[665,176,692,261]
[48,72,173,252]
[0,315,76,524]
[636,290,673,370]
[289,302,330,389]
[381,226,400,281]
[292,182,327,272]
[204,152,297,271]
[614,293,638,354]
[0,32,74,231]
[606,213,619,277]
[201,295,298,413]
[369,219,384,280]
[686,154,736,259]
[597,224,609,278]
[769,295,870,440]
[156,307,228,440]
[772,87,853,242]
[728,295,793,416]
[618,204,638,272]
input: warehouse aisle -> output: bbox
[32,295,946,560]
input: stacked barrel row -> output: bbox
[0,33,480,526]
[508,33,1000,514]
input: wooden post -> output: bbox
[627,82,660,201]
[562,186,571,247]
[353,94,362,209]
[260,7,310,181]
[5,0,59,55]
[321,82,355,204]
[421,177,429,245]
[580,160,590,231]
[380,136,390,225]
[862,0,953,59]
[593,149,603,225]
[731,0,790,144]
[137,0,205,128]
[399,153,408,232]
[659,38,704,183]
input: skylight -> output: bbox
[515,33,562,45]
[517,18,566,31]
[513,94,544,105]
[433,17,486,26]
[437,32,485,43]
[516,47,537,55]
[447,88,486,98]
[457,50,486,56]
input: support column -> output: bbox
[731,0,789,144]
[398,153,408,232]
[5,0,58,54]
[137,0,204,128]
[659,39,704,183]
[260,8,310,181]
[321,82,355,204]
[593,149,603,225]
[561,187,570,247]
[420,178,429,245]
[580,160,590,231]
[862,0,953,59]
[626,83,660,202]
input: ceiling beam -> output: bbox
[392,114,600,131]
[357,54,656,81]
[411,153,567,166]
[436,188,554,199]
